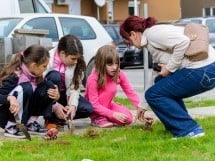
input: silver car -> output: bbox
[176,17,215,48]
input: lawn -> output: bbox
[0,117,215,161]
[0,98,215,161]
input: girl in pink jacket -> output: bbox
[85,45,150,128]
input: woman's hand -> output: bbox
[113,112,128,123]
[7,95,19,115]
[47,85,60,101]
[158,64,170,77]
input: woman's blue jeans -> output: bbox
[145,62,215,137]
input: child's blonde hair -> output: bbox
[94,45,120,88]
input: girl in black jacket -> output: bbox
[0,45,59,139]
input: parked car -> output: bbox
[102,24,152,69]
[0,13,113,84]
[176,17,215,48]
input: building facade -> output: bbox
[45,0,215,23]
[181,0,215,18]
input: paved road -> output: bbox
[119,67,215,100]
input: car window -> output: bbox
[188,19,202,24]
[177,19,202,24]
[104,26,119,41]
[21,17,59,41]
[0,18,22,37]
[206,19,215,33]
[103,25,123,44]
[59,17,96,40]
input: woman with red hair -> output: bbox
[120,16,215,139]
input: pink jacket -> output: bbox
[85,70,140,118]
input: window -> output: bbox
[188,19,202,24]
[0,18,22,37]
[206,19,215,33]
[59,17,96,40]
[18,0,49,13]
[19,0,35,13]
[128,1,140,16]
[21,17,58,41]
[103,25,122,43]
[34,0,49,13]
[203,7,215,17]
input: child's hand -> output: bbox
[47,85,60,101]
[7,95,19,115]
[64,105,77,120]
[135,108,154,124]
[113,112,128,123]
[134,108,146,123]
[52,102,67,120]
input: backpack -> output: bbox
[184,23,209,61]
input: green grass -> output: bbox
[114,97,215,109]
[1,98,215,161]
[1,117,215,161]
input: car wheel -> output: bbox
[82,59,95,87]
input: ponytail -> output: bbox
[143,17,157,29]
[120,16,157,41]
[0,53,22,85]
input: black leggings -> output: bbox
[38,71,93,123]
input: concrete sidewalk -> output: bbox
[1,106,215,139]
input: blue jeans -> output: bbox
[145,62,215,137]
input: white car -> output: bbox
[0,13,113,83]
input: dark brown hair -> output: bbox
[58,34,86,90]
[94,45,120,89]
[120,16,157,42]
[0,45,49,84]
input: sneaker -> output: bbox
[27,121,47,135]
[4,125,26,139]
[173,126,205,140]
[184,127,205,138]
[91,117,114,128]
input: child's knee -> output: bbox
[45,71,61,84]
[19,82,33,96]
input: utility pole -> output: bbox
[143,3,149,92]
